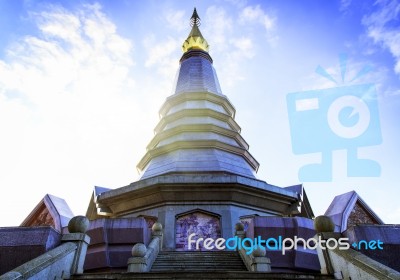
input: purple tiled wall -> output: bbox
[84,217,150,272]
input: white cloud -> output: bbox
[165,9,186,32]
[340,0,352,12]
[1,3,133,102]
[204,6,233,53]
[223,0,248,9]
[231,37,255,58]
[0,3,149,226]
[378,205,400,223]
[362,0,400,76]
[143,35,178,67]
[239,5,277,45]
[143,34,180,79]
[240,5,264,23]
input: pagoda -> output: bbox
[85,8,312,248]
[1,9,397,280]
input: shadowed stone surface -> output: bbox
[246,216,320,272]
[0,226,61,274]
[344,224,400,272]
[84,217,150,272]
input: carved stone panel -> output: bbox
[25,205,55,227]
[175,210,221,250]
[347,201,377,228]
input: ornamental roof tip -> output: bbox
[182,7,209,53]
[190,7,201,27]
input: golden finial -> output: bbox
[182,8,209,53]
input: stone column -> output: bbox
[151,222,163,250]
[62,215,91,275]
[314,215,343,279]
[127,223,164,273]
[251,247,271,272]
[235,222,246,239]
[127,243,148,272]
[234,222,271,272]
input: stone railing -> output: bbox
[127,222,163,273]
[235,223,271,272]
[0,216,90,280]
[315,215,400,280]
[322,244,400,280]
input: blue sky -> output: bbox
[0,0,399,226]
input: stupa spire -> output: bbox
[136,7,259,180]
[190,7,201,27]
[182,8,209,53]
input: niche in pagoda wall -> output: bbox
[175,209,221,250]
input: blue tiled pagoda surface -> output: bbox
[173,56,223,96]
[140,148,257,179]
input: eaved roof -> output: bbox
[325,190,384,232]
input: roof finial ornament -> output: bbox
[182,8,209,53]
[190,7,201,27]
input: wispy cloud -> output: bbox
[200,5,276,88]
[204,6,233,53]
[362,0,400,76]
[143,34,179,77]
[223,0,248,9]
[0,3,133,104]
[239,5,277,45]
[231,37,255,58]
[164,9,187,32]
[0,3,144,225]
[340,0,352,12]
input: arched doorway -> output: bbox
[175,209,221,250]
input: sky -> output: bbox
[0,0,399,227]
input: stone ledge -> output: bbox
[98,173,297,202]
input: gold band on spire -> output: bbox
[182,8,209,53]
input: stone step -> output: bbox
[156,252,240,256]
[70,271,335,279]
[150,250,247,272]
[151,260,245,264]
[156,253,241,256]
[150,264,246,269]
[153,257,244,261]
[151,268,247,272]
[155,254,242,257]
[155,251,243,256]
[151,261,245,264]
